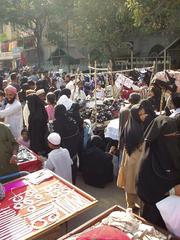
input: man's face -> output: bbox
[6,92,16,104]
[65,76,70,83]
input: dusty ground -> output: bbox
[39,174,126,239]
[68,173,126,231]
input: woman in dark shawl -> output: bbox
[136,114,180,228]
[27,94,48,155]
[82,135,113,188]
[53,104,79,156]
[139,99,156,130]
[147,86,164,111]
[117,104,149,210]
[53,104,80,184]
[69,103,84,170]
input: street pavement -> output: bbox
[67,173,126,232]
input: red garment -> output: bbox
[121,88,134,100]
[77,225,130,240]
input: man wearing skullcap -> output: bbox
[44,132,73,183]
[0,85,23,139]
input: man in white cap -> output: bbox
[36,89,46,105]
[44,132,73,183]
[0,85,23,139]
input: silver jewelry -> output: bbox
[13,202,23,210]
[48,211,60,223]
[27,205,36,213]
[34,194,43,200]
[31,218,48,230]
[23,198,34,205]
[26,189,36,197]
[12,195,23,203]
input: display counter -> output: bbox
[17,145,42,172]
[0,170,97,240]
[59,205,172,240]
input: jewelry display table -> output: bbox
[17,145,42,173]
[59,205,171,240]
[0,170,97,240]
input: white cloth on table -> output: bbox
[0,99,22,139]
[104,118,119,140]
[44,147,73,183]
[156,195,180,237]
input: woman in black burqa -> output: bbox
[27,94,48,155]
[53,104,80,184]
[136,113,180,228]
[117,102,155,210]
[82,135,113,188]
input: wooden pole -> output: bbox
[71,68,79,101]
[164,50,166,70]
[88,54,91,76]
[160,88,165,115]
[108,60,115,99]
[94,61,97,127]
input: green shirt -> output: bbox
[0,123,18,176]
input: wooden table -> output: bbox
[0,170,97,240]
[59,205,172,240]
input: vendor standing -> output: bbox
[0,122,19,176]
[0,85,23,139]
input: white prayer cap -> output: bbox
[48,132,61,145]
[36,89,45,96]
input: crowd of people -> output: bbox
[0,66,180,233]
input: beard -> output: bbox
[7,97,16,104]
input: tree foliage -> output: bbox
[73,0,134,65]
[126,0,180,32]
[0,0,179,67]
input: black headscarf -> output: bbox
[122,104,144,155]
[53,104,77,137]
[137,115,180,204]
[27,94,48,154]
[87,135,105,150]
[139,99,156,130]
[53,104,79,157]
[27,94,48,124]
[147,86,162,111]
[70,103,83,132]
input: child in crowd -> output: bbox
[45,92,56,122]
[18,128,30,148]
[44,132,73,183]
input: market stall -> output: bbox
[17,145,42,173]
[0,169,97,240]
[59,205,171,240]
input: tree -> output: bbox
[0,0,54,67]
[71,0,135,69]
[125,0,180,32]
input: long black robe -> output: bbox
[137,115,180,204]
[27,95,48,154]
[82,136,113,188]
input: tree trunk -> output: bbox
[105,43,116,70]
[36,36,44,68]
[34,20,44,68]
